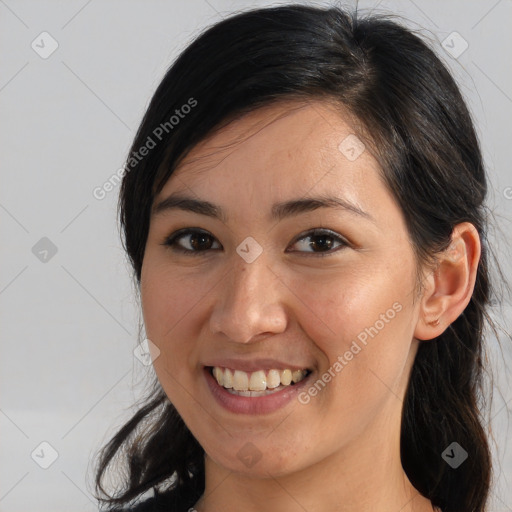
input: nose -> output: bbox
[209,252,288,344]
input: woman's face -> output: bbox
[140,100,425,477]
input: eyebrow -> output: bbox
[152,193,374,223]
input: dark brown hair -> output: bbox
[94,5,507,511]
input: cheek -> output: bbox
[285,263,408,347]
[140,266,208,409]
[286,263,415,400]
[141,264,207,341]
[140,264,212,390]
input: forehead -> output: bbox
[150,99,411,243]
[163,99,377,189]
[154,99,395,229]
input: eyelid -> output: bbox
[162,227,221,255]
[286,228,350,256]
[288,228,350,248]
[162,227,350,256]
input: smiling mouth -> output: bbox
[208,366,311,397]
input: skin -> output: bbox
[140,99,481,512]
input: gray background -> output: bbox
[1,0,511,511]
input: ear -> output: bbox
[414,222,481,341]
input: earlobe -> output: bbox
[414,222,481,341]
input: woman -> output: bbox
[94,5,502,512]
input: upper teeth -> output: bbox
[212,367,308,391]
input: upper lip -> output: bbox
[204,358,312,372]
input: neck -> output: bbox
[195,408,434,512]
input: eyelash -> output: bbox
[161,228,349,257]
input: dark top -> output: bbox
[108,490,192,512]
[109,491,443,512]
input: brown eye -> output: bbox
[288,229,348,255]
[163,229,221,254]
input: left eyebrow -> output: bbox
[271,195,374,223]
[152,193,375,223]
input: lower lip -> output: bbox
[204,367,312,415]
